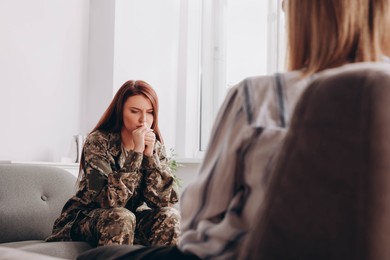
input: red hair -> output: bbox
[91,80,162,142]
[77,80,163,187]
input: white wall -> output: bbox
[113,0,181,151]
[84,0,182,153]
[176,162,199,192]
[0,0,89,162]
[0,0,194,163]
[85,0,116,134]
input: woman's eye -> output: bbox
[148,111,154,115]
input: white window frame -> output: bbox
[176,0,285,160]
[174,0,203,161]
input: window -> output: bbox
[199,0,286,151]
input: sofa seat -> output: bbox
[1,240,92,259]
[0,246,66,260]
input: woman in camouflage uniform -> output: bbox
[46,80,180,247]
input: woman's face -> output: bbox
[122,94,154,133]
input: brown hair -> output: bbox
[286,0,390,76]
[77,80,163,187]
[239,0,390,258]
[91,80,162,141]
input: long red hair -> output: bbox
[91,80,162,141]
[77,80,163,187]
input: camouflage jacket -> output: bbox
[46,130,179,242]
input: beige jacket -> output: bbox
[179,62,390,259]
[178,69,315,259]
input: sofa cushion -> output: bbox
[0,246,66,260]
[1,240,92,259]
[0,164,77,243]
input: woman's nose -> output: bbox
[139,113,146,123]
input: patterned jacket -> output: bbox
[178,69,314,259]
[178,62,390,259]
[46,130,179,241]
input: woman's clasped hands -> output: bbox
[132,122,156,156]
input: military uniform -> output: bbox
[46,130,180,247]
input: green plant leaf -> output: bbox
[167,147,183,188]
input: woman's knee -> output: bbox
[160,207,181,236]
[100,207,136,227]
[96,208,136,236]
[158,207,181,223]
[95,208,136,246]
[152,207,181,245]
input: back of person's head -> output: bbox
[286,0,390,75]
[92,80,163,142]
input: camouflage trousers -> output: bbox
[71,207,180,247]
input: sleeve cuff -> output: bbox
[143,153,161,170]
[123,150,143,171]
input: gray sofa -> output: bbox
[0,163,93,259]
